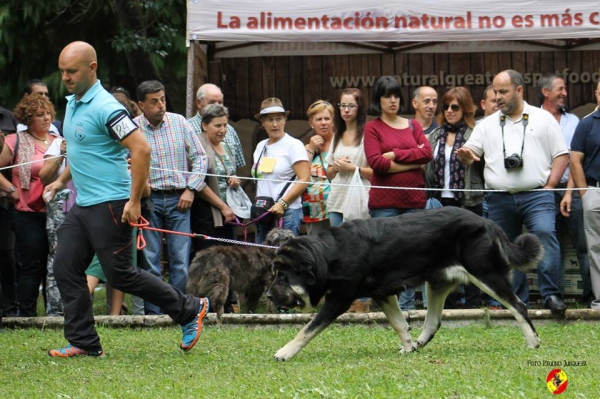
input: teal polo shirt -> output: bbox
[63,80,132,206]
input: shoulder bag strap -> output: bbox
[318,151,331,183]
[253,142,268,186]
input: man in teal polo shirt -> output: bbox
[44,41,209,358]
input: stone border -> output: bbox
[2,309,599,329]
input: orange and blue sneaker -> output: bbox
[48,344,104,358]
[180,297,210,352]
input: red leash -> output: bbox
[129,216,207,250]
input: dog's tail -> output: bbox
[486,220,544,271]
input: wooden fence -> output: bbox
[204,49,600,121]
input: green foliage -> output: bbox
[0,324,598,398]
[0,0,187,113]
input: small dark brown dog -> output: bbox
[186,228,295,319]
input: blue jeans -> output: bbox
[143,192,192,315]
[555,190,592,302]
[488,190,561,305]
[329,211,343,227]
[256,208,303,244]
[369,208,422,309]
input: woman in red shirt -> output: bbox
[364,76,432,217]
[363,76,433,311]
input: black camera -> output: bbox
[504,153,523,169]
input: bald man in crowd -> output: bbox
[44,41,208,358]
[412,86,438,134]
[188,83,245,169]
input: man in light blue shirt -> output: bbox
[539,74,592,306]
[44,41,208,358]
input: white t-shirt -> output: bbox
[252,133,308,209]
[325,137,371,213]
[44,136,66,175]
[464,102,568,192]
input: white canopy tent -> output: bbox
[184,0,600,116]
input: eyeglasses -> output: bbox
[337,103,358,110]
[442,104,461,112]
[309,101,331,109]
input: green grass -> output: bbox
[0,323,597,398]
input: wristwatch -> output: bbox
[278,198,289,210]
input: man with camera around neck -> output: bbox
[457,69,569,314]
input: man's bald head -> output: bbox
[60,41,97,64]
[196,83,224,111]
[59,41,98,100]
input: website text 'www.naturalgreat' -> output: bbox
[329,69,600,88]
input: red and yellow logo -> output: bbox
[546,368,568,394]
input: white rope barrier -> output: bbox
[1,156,594,193]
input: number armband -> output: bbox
[106,111,138,142]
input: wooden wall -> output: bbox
[206,50,600,121]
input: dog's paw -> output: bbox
[399,342,418,354]
[274,344,300,361]
[527,334,541,349]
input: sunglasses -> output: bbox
[337,103,358,110]
[442,104,461,112]
[309,101,332,109]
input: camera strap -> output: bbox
[500,113,528,161]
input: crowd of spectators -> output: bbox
[1,67,599,321]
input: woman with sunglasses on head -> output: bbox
[302,100,335,235]
[424,86,484,309]
[425,87,484,215]
[325,88,372,227]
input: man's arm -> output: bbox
[180,123,208,212]
[570,151,588,197]
[43,164,72,202]
[226,125,246,169]
[544,154,568,189]
[559,174,575,217]
[120,129,151,222]
[456,147,481,166]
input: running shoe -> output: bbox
[180,297,210,352]
[48,344,104,358]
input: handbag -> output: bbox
[251,196,275,222]
[25,177,45,211]
[342,167,370,221]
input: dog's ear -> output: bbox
[274,239,321,285]
[264,228,295,247]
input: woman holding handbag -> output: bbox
[325,88,372,226]
[0,94,58,316]
[302,100,335,235]
[251,98,310,243]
